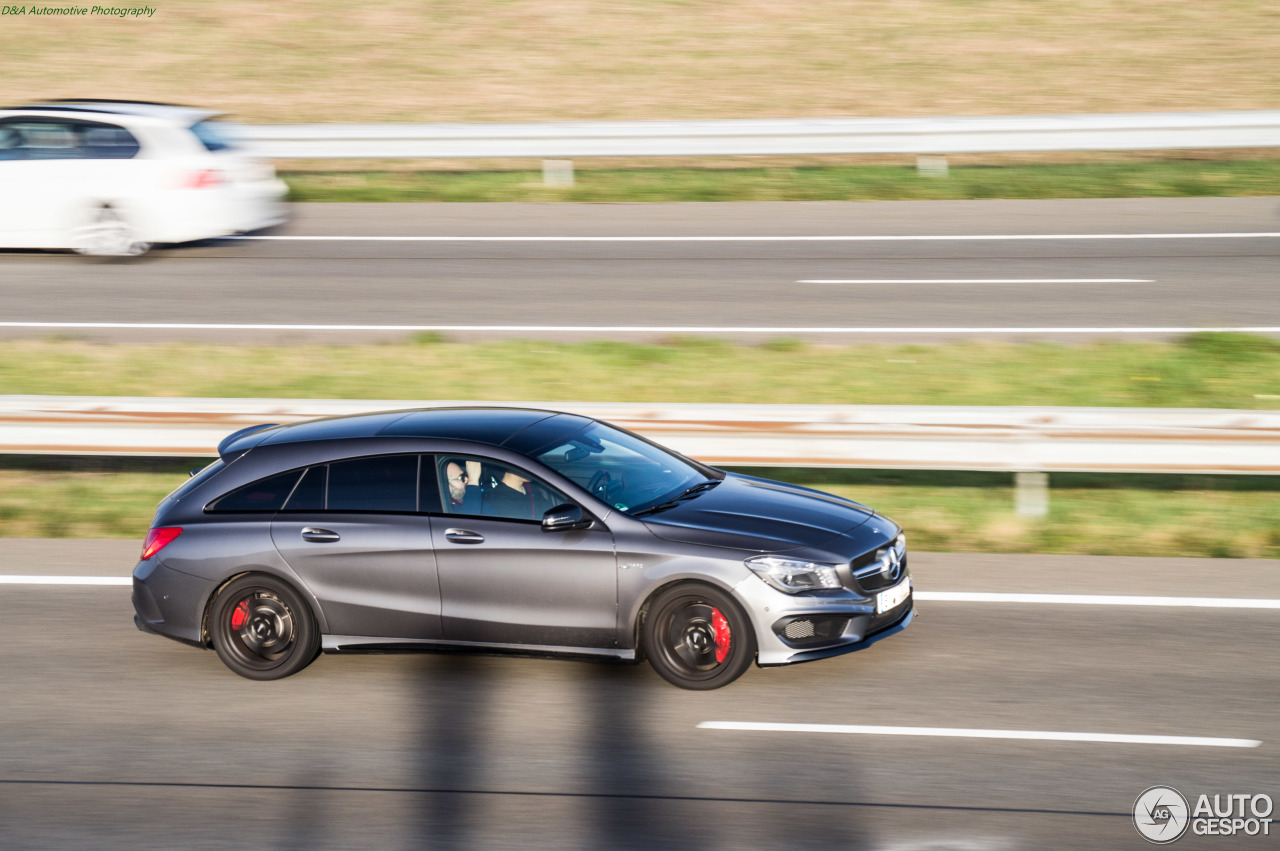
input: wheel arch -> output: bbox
[632,576,751,662]
[200,569,324,648]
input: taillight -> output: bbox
[141,527,183,560]
[182,169,223,189]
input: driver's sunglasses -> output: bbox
[449,472,469,483]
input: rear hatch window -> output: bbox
[189,120,235,152]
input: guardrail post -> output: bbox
[917,156,949,177]
[1015,471,1049,517]
[542,159,575,187]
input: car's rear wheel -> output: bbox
[643,583,755,690]
[71,205,151,258]
[209,575,319,680]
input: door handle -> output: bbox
[444,528,485,544]
[301,527,340,543]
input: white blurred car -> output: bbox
[0,99,287,257]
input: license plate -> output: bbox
[876,578,911,614]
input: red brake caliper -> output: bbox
[231,600,250,630]
[710,607,731,664]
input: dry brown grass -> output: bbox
[1,1,1277,123]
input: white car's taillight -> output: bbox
[181,169,223,189]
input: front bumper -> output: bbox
[737,572,914,666]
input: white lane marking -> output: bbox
[4,322,1280,335]
[697,721,1261,748]
[0,576,131,586]
[799,278,1152,284]
[915,591,1280,608]
[232,232,1280,242]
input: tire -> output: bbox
[70,205,151,258]
[209,575,320,680]
[643,583,756,690]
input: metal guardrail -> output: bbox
[234,111,1280,160]
[3,397,1279,475]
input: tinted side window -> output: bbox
[209,469,302,513]
[4,120,80,160]
[327,455,418,513]
[283,465,326,511]
[77,122,140,159]
[437,455,565,522]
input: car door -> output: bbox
[270,454,443,640]
[429,453,618,649]
[0,118,81,246]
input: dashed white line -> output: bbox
[233,232,1280,242]
[799,279,1152,284]
[697,721,1261,748]
[3,323,1280,335]
[914,591,1280,608]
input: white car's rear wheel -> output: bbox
[71,206,151,257]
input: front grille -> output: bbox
[851,551,905,593]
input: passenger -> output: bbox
[483,468,542,519]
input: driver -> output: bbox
[444,459,483,513]
[444,458,554,520]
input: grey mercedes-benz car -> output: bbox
[132,407,913,689]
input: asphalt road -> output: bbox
[2,197,1279,342]
[1,540,1277,849]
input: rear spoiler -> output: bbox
[217,423,279,458]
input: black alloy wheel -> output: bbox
[210,575,319,680]
[643,584,756,690]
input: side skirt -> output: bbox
[321,635,637,664]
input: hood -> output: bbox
[641,472,874,552]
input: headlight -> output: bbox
[746,555,842,594]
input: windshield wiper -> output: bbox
[632,480,721,517]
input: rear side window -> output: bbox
[209,469,303,513]
[283,465,326,511]
[327,455,419,513]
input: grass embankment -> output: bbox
[3,334,1279,555]
[5,333,1280,408]
[282,159,1280,204]
[3,1,1276,122]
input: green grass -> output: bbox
[4,334,1280,409]
[282,160,1280,203]
[4,462,1278,557]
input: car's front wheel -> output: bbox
[643,583,756,690]
[209,575,319,680]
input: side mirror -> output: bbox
[542,503,591,531]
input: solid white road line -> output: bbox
[914,591,1280,608]
[696,722,1261,748]
[4,322,1280,335]
[799,279,1152,284]
[233,232,1280,242]
[0,576,131,586]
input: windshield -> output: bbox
[530,422,718,515]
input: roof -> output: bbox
[2,100,220,125]
[221,407,593,458]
